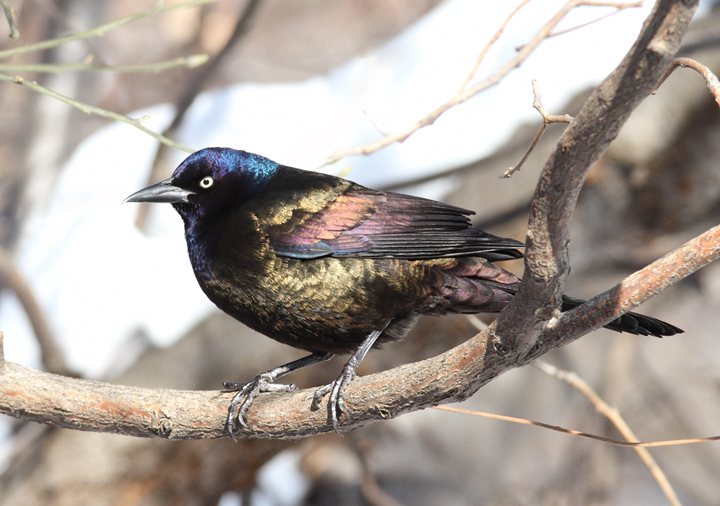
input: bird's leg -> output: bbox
[311,323,389,434]
[224,352,334,439]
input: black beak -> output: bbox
[124,179,194,204]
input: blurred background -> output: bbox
[1,0,720,504]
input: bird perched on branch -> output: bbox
[125,147,682,437]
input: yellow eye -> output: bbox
[199,176,214,189]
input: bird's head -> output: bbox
[125,147,279,222]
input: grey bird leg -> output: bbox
[311,322,390,434]
[225,352,334,440]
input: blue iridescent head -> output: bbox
[126,147,280,222]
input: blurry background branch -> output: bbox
[0,249,69,376]
[326,0,642,161]
[0,0,221,59]
[0,73,194,152]
[0,0,17,39]
[0,54,209,73]
[535,361,683,506]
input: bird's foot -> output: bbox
[310,370,358,434]
[224,374,297,440]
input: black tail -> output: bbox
[561,296,683,337]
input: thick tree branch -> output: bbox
[0,218,715,439]
[0,0,704,440]
[495,0,698,352]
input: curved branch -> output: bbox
[494,0,698,351]
[0,214,715,439]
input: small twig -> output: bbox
[433,405,720,449]
[517,1,643,49]
[1,0,18,39]
[0,54,209,73]
[458,0,536,92]
[0,249,71,376]
[0,0,221,60]
[652,57,720,108]
[363,109,389,136]
[502,80,573,178]
[327,0,638,161]
[535,361,683,506]
[0,73,194,153]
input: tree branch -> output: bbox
[326,0,642,161]
[494,0,698,352]
[0,0,704,441]
[0,0,221,60]
[0,73,194,153]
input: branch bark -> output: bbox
[0,0,704,440]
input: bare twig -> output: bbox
[502,79,573,178]
[327,0,641,161]
[652,57,720,108]
[433,405,720,449]
[0,73,194,153]
[363,109,389,136]
[0,0,222,60]
[534,1,643,43]
[458,0,536,92]
[536,361,683,506]
[0,249,71,376]
[1,0,18,39]
[0,54,209,73]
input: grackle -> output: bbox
[125,147,682,437]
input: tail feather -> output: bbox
[433,257,683,337]
[561,296,683,337]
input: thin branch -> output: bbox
[326,0,642,161]
[1,0,18,39]
[502,79,573,178]
[0,54,209,73]
[433,405,720,449]
[363,109,389,136]
[458,0,536,92]
[652,57,720,108]
[536,361,683,506]
[536,1,642,42]
[0,0,222,60]
[0,73,194,153]
[0,250,71,376]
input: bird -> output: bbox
[125,147,683,437]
